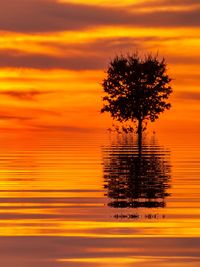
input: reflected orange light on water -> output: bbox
[0,132,199,239]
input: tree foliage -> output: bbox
[101,53,172,134]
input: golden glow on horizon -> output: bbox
[58,0,144,7]
[58,0,200,10]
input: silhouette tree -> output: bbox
[101,53,172,139]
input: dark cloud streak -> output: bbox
[0,114,33,121]
[176,91,200,100]
[0,90,52,101]
[0,49,106,70]
[0,0,199,33]
[0,34,199,70]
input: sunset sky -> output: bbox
[0,0,199,133]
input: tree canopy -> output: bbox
[101,53,172,136]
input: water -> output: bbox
[0,131,199,266]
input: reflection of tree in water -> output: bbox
[103,135,171,210]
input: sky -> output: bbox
[0,0,199,134]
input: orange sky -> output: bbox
[0,0,199,134]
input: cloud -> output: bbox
[0,0,199,33]
[31,124,97,132]
[134,0,200,8]
[176,91,200,100]
[48,37,147,54]
[0,114,33,121]
[0,90,52,101]
[0,39,140,69]
[0,105,62,125]
[0,49,106,70]
[167,55,200,65]
[0,34,199,70]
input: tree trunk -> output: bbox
[137,119,143,154]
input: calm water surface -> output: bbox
[0,131,199,266]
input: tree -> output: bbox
[101,53,172,139]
